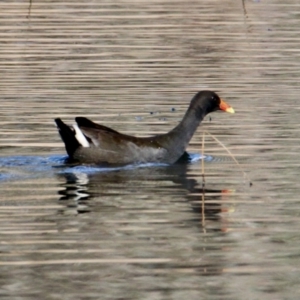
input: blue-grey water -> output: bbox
[0,0,300,299]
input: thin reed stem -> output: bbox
[204,130,252,186]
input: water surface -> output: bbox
[0,0,300,299]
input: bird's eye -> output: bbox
[211,95,219,102]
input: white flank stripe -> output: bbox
[73,124,90,147]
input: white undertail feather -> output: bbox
[73,124,90,147]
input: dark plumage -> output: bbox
[55,91,234,165]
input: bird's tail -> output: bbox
[55,118,80,158]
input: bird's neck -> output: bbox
[159,106,205,157]
[173,106,204,141]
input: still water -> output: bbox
[1,0,300,299]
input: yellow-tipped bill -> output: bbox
[219,99,235,114]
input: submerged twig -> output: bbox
[201,132,206,229]
[27,0,32,19]
[201,132,205,187]
[201,191,206,231]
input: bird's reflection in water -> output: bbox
[57,162,233,226]
[58,172,91,214]
[56,162,235,277]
